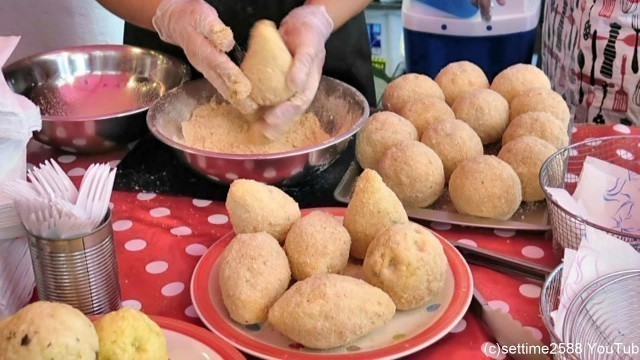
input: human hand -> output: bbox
[471,0,506,22]
[259,5,334,140]
[152,0,258,114]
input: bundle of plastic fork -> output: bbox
[4,159,116,239]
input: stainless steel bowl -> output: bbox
[3,45,190,154]
[147,77,370,185]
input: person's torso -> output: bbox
[123,0,376,106]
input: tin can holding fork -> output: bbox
[26,209,121,315]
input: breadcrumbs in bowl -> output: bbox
[147,77,370,185]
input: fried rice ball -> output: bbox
[502,111,569,150]
[452,88,509,144]
[509,87,571,126]
[268,274,396,349]
[0,301,99,360]
[421,118,484,181]
[284,211,351,281]
[382,73,445,112]
[344,169,409,259]
[219,232,291,324]
[490,63,551,103]
[355,111,418,169]
[435,61,490,106]
[377,141,445,208]
[363,222,448,310]
[226,179,301,242]
[449,155,522,220]
[397,97,455,137]
[94,308,169,360]
[498,136,557,202]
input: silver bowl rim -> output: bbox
[147,77,370,160]
[3,44,191,123]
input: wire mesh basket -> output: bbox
[540,264,580,360]
[539,135,640,259]
[562,270,640,360]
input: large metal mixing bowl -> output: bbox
[147,77,370,185]
[3,45,190,154]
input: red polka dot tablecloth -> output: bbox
[24,124,640,360]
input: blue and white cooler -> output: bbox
[402,0,542,81]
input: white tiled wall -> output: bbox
[0,0,124,64]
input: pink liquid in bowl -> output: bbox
[31,73,164,120]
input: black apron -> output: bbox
[123,0,376,107]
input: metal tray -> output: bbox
[334,161,551,231]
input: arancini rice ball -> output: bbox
[490,63,551,103]
[509,87,571,126]
[284,211,351,281]
[225,179,300,242]
[502,111,569,150]
[344,169,409,259]
[382,73,445,112]
[421,118,483,181]
[0,301,99,360]
[452,88,509,144]
[377,141,445,208]
[435,61,490,106]
[94,308,169,360]
[397,97,455,137]
[449,155,522,220]
[363,222,448,310]
[355,111,418,169]
[219,232,291,324]
[498,136,557,202]
[268,274,395,349]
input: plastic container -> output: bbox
[365,6,405,103]
[402,0,541,81]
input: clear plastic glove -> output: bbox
[260,5,334,140]
[471,0,506,22]
[152,0,258,114]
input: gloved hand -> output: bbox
[260,5,334,140]
[472,0,506,22]
[152,0,258,114]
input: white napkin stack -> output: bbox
[0,237,34,318]
[545,156,640,235]
[0,36,42,317]
[551,226,640,339]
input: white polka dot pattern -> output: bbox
[161,282,185,297]
[57,155,76,163]
[124,239,147,251]
[494,229,516,237]
[137,192,157,201]
[208,214,229,225]
[121,299,142,310]
[616,149,634,160]
[522,246,545,259]
[192,199,212,207]
[430,222,452,230]
[170,226,192,236]
[450,319,467,333]
[488,300,510,313]
[67,167,86,177]
[113,220,133,231]
[185,244,208,256]
[519,284,542,298]
[150,207,171,217]
[457,239,478,247]
[613,124,631,134]
[145,261,169,274]
[185,305,198,318]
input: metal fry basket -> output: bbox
[539,135,640,259]
[540,265,579,360]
